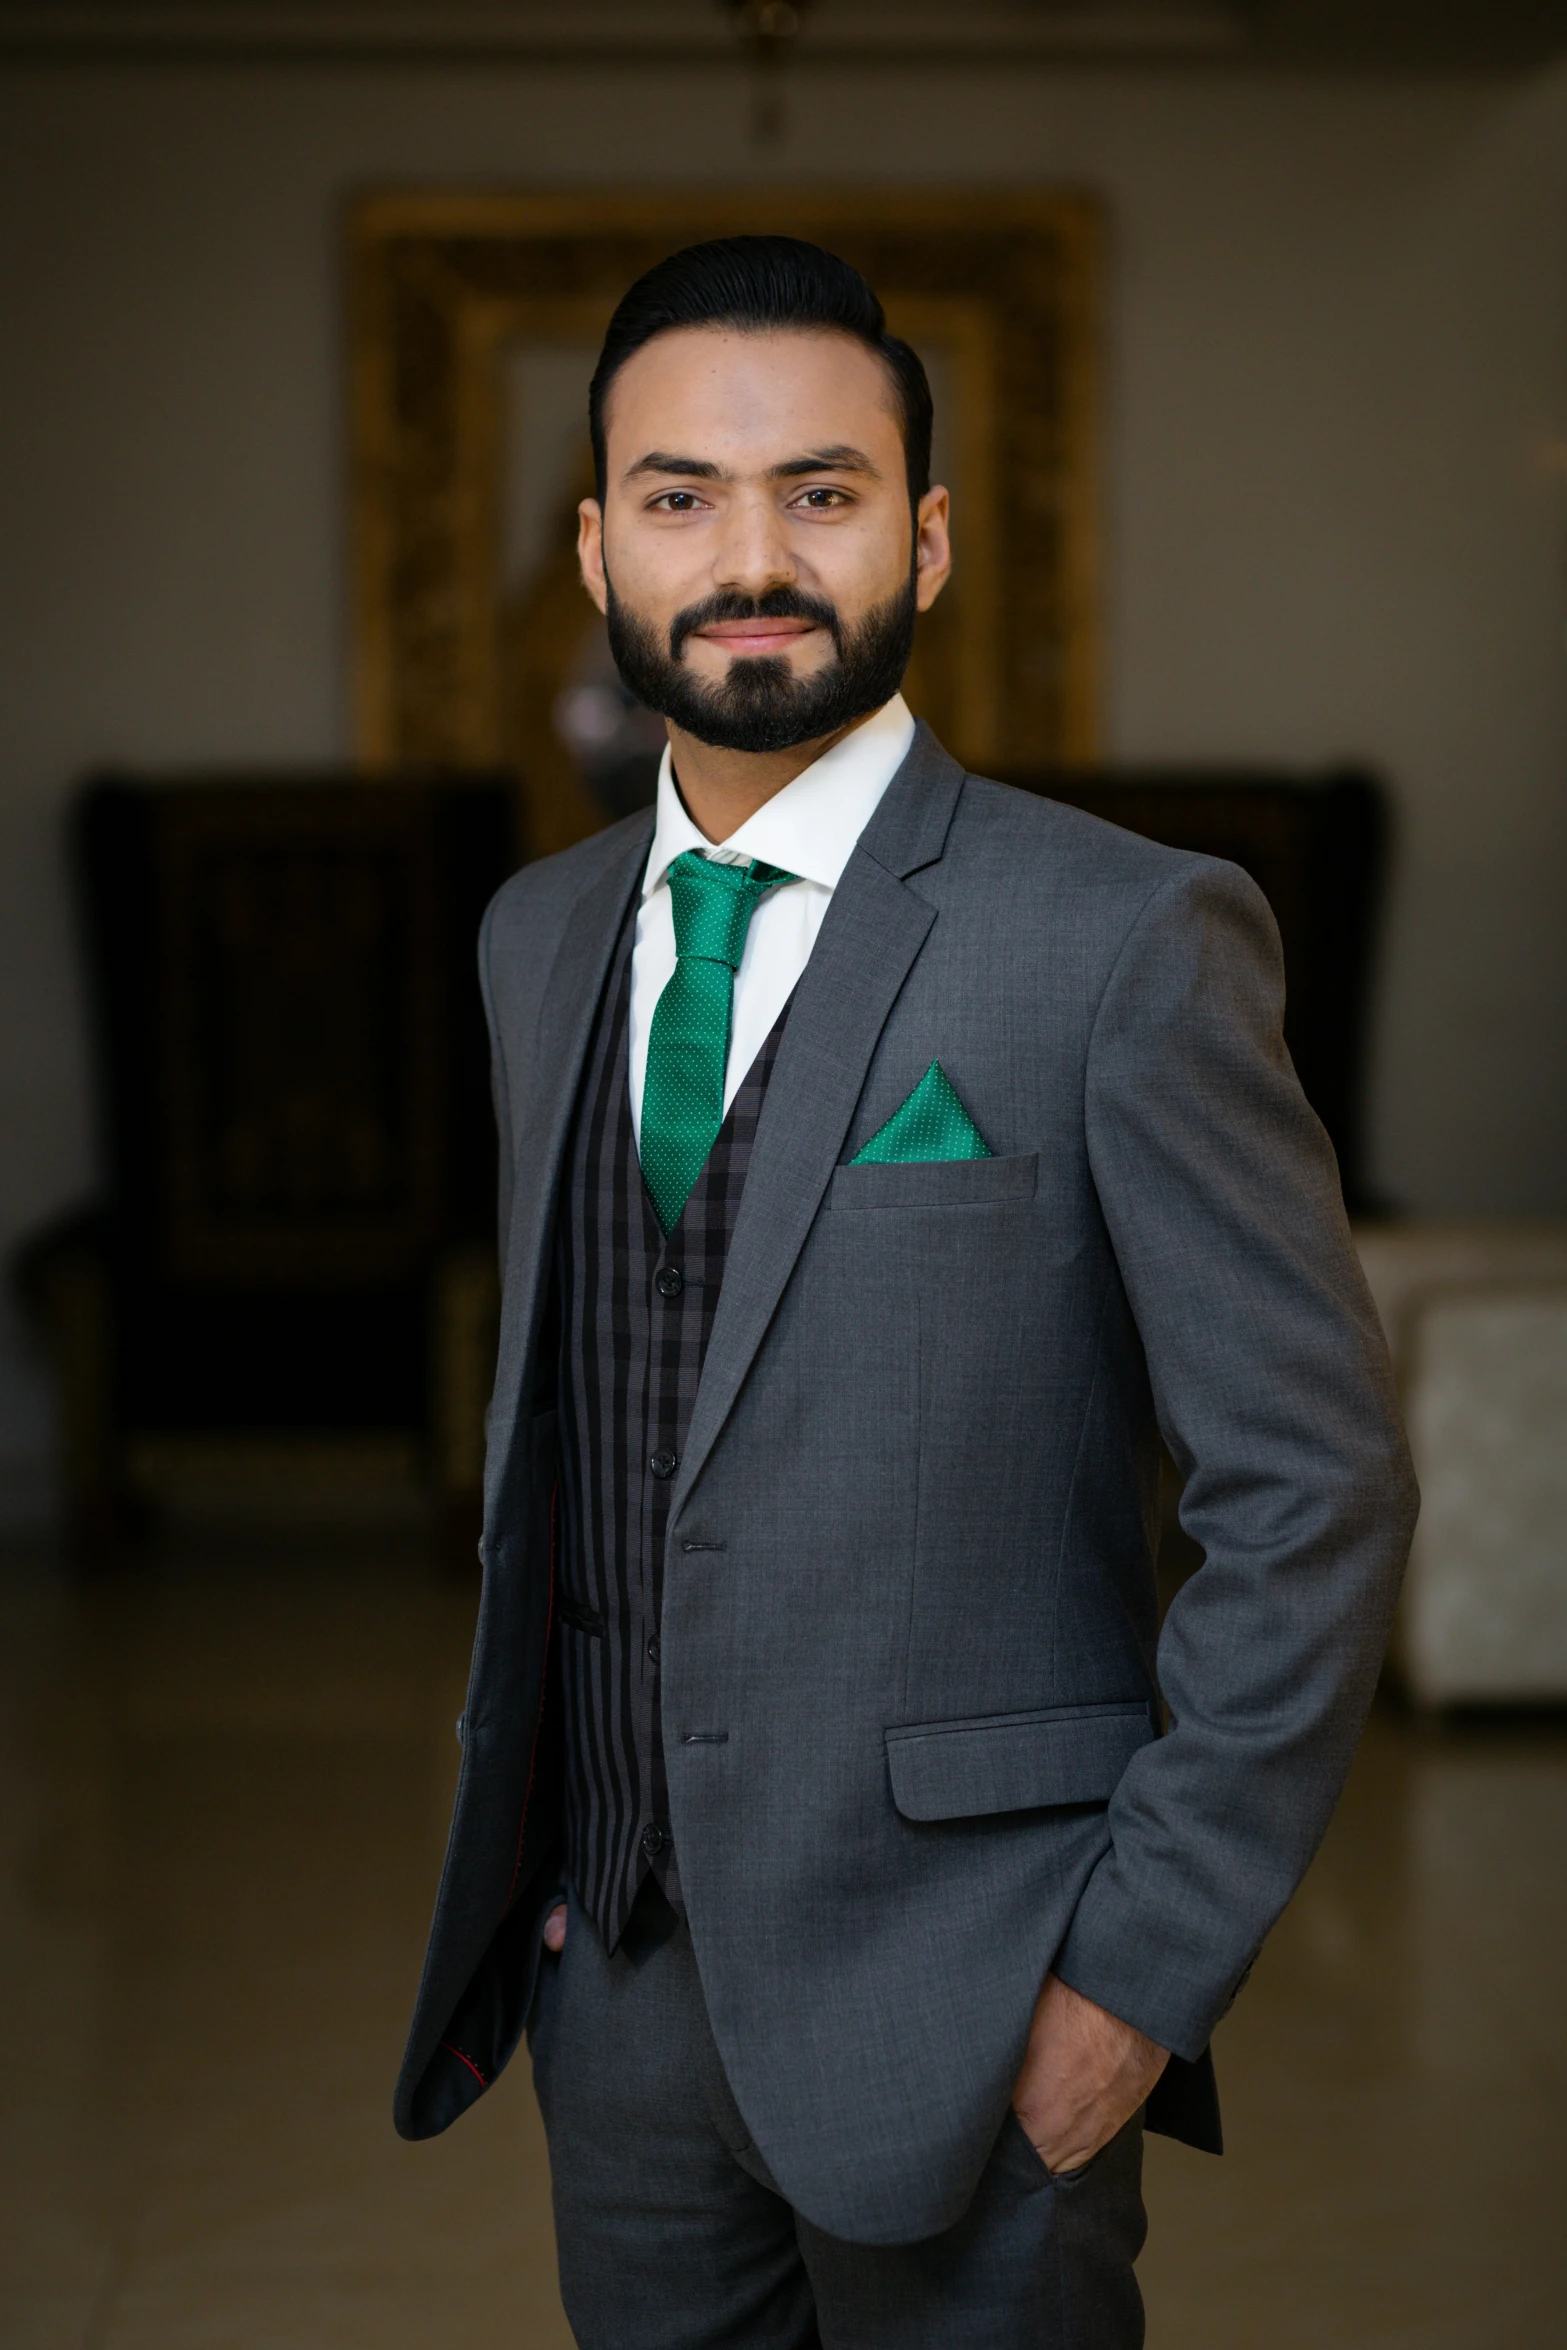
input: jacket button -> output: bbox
[641,1822,668,1858]
[655,1266,684,1299]
[649,1448,678,1481]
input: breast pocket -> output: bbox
[828,1152,1039,1211]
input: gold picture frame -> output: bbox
[350,189,1102,857]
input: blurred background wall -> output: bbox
[1,46,1565,1524]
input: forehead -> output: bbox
[602,326,902,471]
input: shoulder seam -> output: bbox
[1084,863,1200,1069]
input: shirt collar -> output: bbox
[642,694,916,901]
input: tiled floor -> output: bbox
[2,1538,1563,2347]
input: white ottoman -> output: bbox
[1353,1222,1567,1706]
[1400,1288,1567,1704]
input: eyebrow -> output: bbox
[622,444,882,484]
[624,451,725,481]
[770,445,880,480]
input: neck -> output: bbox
[665,713,870,845]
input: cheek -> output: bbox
[799,512,911,606]
[604,514,708,605]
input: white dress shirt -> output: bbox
[629,694,917,1151]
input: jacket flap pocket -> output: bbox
[885,1702,1156,1821]
[830,1152,1038,1210]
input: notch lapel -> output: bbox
[483,817,651,1529]
[671,726,965,1518]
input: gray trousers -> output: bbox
[528,1886,1146,2350]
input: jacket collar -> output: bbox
[669,722,965,1516]
[483,811,651,1532]
[856,718,966,880]
[484,724,966,1535]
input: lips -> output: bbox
[694,620,820,657]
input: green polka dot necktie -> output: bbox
[640,850,798,1233]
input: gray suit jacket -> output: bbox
[393,725,1416,2244]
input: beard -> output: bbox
[603,571,917,755]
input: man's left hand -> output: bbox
[1011,1973,1169,2175]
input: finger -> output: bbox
[543,1902,567,1953]
[1011,2093,1114,2177]
[1024,2127,1098,2176]
[1032,2108,1127,2176]
[1023,2121,1095,2175]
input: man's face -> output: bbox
[578,327,951,754]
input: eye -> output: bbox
[789,485,852,510]
[648,489,709,513]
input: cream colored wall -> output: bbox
[1,58,1564,1519]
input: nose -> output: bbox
[711,488,797,600]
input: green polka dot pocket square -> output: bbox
[850,1061,994,1167]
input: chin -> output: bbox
[721,651,827,686]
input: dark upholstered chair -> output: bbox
[15,773,517,1555]
[999,767,1388,1216]
[996,765,1391,1616]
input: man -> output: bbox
[395,237,1416,2347]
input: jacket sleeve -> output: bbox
[1051,857,1417,2060]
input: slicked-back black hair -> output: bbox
[588,235,933,509]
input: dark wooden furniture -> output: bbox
[1000,766,1389,1215]
[16,773,516,1555]
[996,764,1391,1614]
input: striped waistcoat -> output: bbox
[555,909,788,1950]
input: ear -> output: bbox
[577,499,608,614]
[914,485,952,613]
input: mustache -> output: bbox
[668,587,843,664]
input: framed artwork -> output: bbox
[350,189,1102,858]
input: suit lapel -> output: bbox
[671,726,965,1517]
[483,818,651,1527]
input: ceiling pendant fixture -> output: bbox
[720,0,817,145]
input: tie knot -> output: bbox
[666,851,796,970]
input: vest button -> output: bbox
[649,1448,679,1481]
[641,1822,669,1858]
[655,1266,684,1299]
[646,1635,661,1665]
